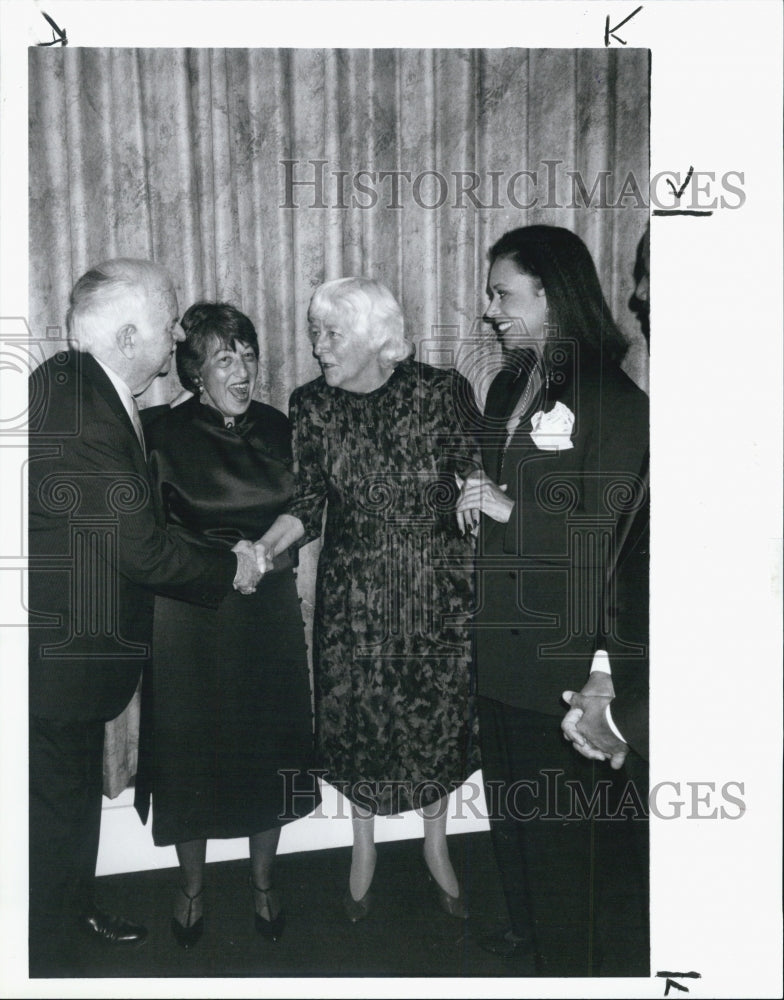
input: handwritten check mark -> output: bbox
[666,166,694,200]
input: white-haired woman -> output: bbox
[259,277,480,923]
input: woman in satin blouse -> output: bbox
[135,303,318,948]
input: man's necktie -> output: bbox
[131,399,146,458]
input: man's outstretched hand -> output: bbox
[232,539,262,595]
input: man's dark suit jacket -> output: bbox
[474,343,649,756]
[604,451,649,758]
[28,350,237,723]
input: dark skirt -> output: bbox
[148,568,319,846]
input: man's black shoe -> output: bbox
[77,909,148,946]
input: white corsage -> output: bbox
[529,401,575,451]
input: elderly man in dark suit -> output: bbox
[28,258,261,974]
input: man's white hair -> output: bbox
[66,258,171,352]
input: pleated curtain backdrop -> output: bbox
[29,47,649,412]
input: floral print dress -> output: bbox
[287,358,480,815]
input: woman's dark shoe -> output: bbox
[170,886,204,949]
[342,887,372,923]
[251,881,286,942]
[430,878,469,920]
[422,854,469,919]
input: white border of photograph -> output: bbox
[1,2,782,998]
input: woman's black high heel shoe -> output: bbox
[422,854,469,920]
[342,886,372,923]
[251,881,286,942]
[430,877,469,920]
[170,886,204,949]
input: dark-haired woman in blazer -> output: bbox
[458,225,649,976]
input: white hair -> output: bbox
[66,258,172,352]
[308,277,413,368]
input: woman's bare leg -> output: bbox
[349,803,377,901]
[420,797,459,898]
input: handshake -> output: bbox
[230,539,274,595]
[230,514,306,595]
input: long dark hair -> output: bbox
[488,225,629,364]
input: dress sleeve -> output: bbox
[144,413,205,545]
[443,370,483,479]
[285,386,328,544]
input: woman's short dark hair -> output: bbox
[177,302,260,393]
[488,225,629,364]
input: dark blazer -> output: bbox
[474,343,649,743]
[603,453,649,758]
[28,351,237,722]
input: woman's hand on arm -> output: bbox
[254,514,306,572]
[455,469,514,528]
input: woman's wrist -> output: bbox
[260,513,305,557]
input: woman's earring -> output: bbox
[544,304,556,337]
